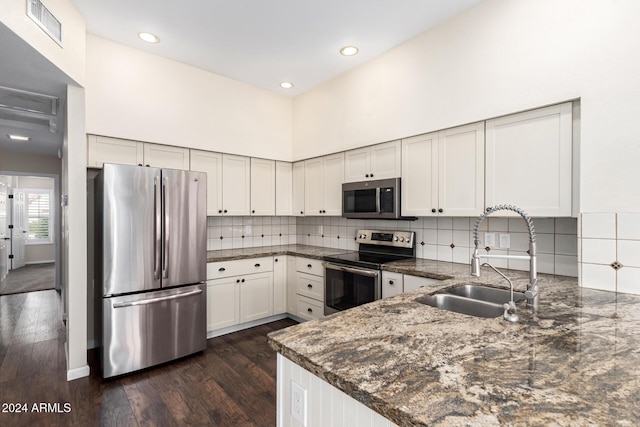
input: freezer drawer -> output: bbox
[102,284,206,378]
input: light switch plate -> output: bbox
[291,380,307,426]
[484,232,496,247]
[499,233,511,249]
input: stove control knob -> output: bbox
[394,236,399,241]
[400,237,405,242]
[359,234,367,239]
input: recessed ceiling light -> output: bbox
[340,46,359,56]
[138,32,160,43]
[7,134,30,142]
[280,82,294,89]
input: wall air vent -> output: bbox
[26,0,62,45]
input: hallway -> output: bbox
[0,263,55,295]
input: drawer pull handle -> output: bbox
[218,267,226,272]
[307,308,313,313]
[307,264,312,268]
[307,284,313,288]
[255,263,261,267]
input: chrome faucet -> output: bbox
[471,205,538,312]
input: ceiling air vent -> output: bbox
[27,0,62,45]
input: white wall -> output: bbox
[292,0,640,213]
[85,35,293,161]
[0,0,85,85]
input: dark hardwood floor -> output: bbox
[0,289,298,426]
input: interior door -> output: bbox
[0,181,8,290]
[11,190,26,270]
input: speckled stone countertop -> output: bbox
[206,244,348,263]
[268,263,640,426]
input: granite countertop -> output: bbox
[268,264,640,426]
[206,244,348,263]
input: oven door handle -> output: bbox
[323,262,380,278]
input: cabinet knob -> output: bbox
[137,164,143,167]
[389,280,394,285]
[224,209,228,213]
[431,208,436,213]
[370,174,374,177]
[438,208,443,213]
[236,279,240,283]
[307,308,313,313]
[319,210,322,213]
[252,210,255,214]
[275,258,278,262]
[145,164,150,167]
[241,278,245,283]
[365,174,369,178]
[307,264,312,268]
[254,263,261,267]
[218,209,222,214]
[218,267,226,272]
[300,211,304,214]
[307,284,313,288]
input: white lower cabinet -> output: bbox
[294,257,325,321]
[382,271,404,299]
[206,277,239,331]
[403,275,443,293]
[239,272,273,323]
[273,255,287,315]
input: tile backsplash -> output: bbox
[206,216,297,250]
[295,216,578,277]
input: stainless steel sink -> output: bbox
[415,294,504,318]
[444,284,526,305]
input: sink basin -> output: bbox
[445,284,526,305]
[415,294,504,318]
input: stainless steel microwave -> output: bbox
[342,177,401,219]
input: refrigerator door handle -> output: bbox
[153,176,161,280]
[112,289,203,308]
[162,175,169,279]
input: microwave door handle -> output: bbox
[376,187,381,213]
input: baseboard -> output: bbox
[65,346,90,381]
[25,260,55,265]
[207,313,294,339]
[86,339,99,350]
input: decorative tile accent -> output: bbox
[449,243,455,249]
[611,261,623,270]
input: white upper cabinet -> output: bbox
[401,132,438,217]
[143,143,190,169]
[305,153,344,216]
[222,154,251,216]
[250,158,276,216]
[292,161,305,216]
[87,135,144,168]
[344,140,401,182]
[437,122,485,217]
[485,102,573,216]
[275,161,293,216]
[190,149,223,216]
[402,122,484,217]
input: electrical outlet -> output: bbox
[291,381,307,426]
[499,233,510,249]
[484,232,496,247]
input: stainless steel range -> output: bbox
[323,229,415,315]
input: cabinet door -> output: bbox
[403,275,442,293]
[381,271,404,299]
[143,143,190,169]
[486,103,572,216]
[292,162,305,216]
[370,140,401,180]
[273,256,287,315]
[322,153,345,216]
[438,122,485,217]
[401,132,438,216]
[344,147,370,183]
[275,161,293,216]
[250,158,276,216]
[87,135,144,168]
[190,149,223,216]
[206,278,239,331]
[222,154,251,215]
[286,256,297,314]
[239,272,273,323]
[304,157,324,215]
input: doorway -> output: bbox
[0,173,60,295]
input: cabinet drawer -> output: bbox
[207,257,273,280]
[296,295,324,321]
[296,272,324,301]
[403,275,443,293]
[295,257,324,276]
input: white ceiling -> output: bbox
[69,0,482,97]
[0,0,482,157]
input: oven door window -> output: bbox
[325,267,379,313]
[343,188,377,214]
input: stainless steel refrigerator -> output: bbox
[95,163,207,378]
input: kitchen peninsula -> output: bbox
[268,261,640,426]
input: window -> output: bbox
[25,190,53,244]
